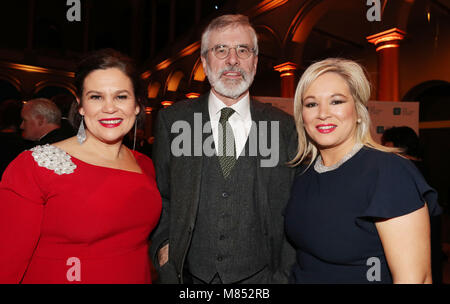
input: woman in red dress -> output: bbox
[0,49,162,283]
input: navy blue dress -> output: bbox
[285,147,441,283]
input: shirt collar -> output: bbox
[209,91,250,119]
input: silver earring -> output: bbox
[357,118,362,124]
[77,116,86,144]
[132,119,137,150]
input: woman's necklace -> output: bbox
[314,143,364,173]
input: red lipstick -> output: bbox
[99,118,123,128]
[316,124,337,134]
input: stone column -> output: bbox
[367,28,406,101]
[274,62,298,98]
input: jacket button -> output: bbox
[217,256,223,262]
[222,192,229,198]
[219,235,225,240]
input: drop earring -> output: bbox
[77,115,86,144]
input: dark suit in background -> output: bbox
[37,123,75,146]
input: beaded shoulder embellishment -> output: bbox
[31,144,77,175]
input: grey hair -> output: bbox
[201,14,259,58]
[289,58,399,168]
[26,98,61,125]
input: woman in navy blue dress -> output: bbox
[285,58,441,283]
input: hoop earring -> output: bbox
[77,116,86,144]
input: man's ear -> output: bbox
[201,56,208,77]
[36,114,45,126]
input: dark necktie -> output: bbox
[218,107,236,179]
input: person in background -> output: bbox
[285,58,441,283]
[381,126,424,175]
[20,98,68,145]
[0,48,162,283]
[150,14,297,284]
[382,125,443,284]
[0,99,31,177]
[51,94,77,139]
[123,128,153,158]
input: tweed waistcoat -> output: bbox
[186,142,268,283]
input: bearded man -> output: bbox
[149,14,297,284]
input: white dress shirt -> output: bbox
[208,91,252,159]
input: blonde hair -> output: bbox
[289,58,399,168]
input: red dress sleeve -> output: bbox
[0,152,46,283]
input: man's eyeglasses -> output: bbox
[209,45,256,59]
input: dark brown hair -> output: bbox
[74,49,145,124]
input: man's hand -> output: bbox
[158,244,169,267]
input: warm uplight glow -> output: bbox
[280,72,294,77]
[161,101,174,107]
[274,62,298,73]
[186,92,200,99]
[193,64,206,82]
[4,62,74,78]
[179,42,200,58]
[274,62,298,77]
[141,70,151,79]
[154,42,200,72]
[144,107,153,114]
[148,82,161,99]
[156,59,172,71]
[375,44,399,52]
[247,0,289,17]
[167,71,184,92]
[366,28,406,47]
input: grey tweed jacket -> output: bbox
[149,94,298,283]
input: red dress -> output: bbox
[0,145,162,283]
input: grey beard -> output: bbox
[207,66,254,99]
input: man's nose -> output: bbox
[225,48,240,66]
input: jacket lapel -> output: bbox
[187,95,210,210]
